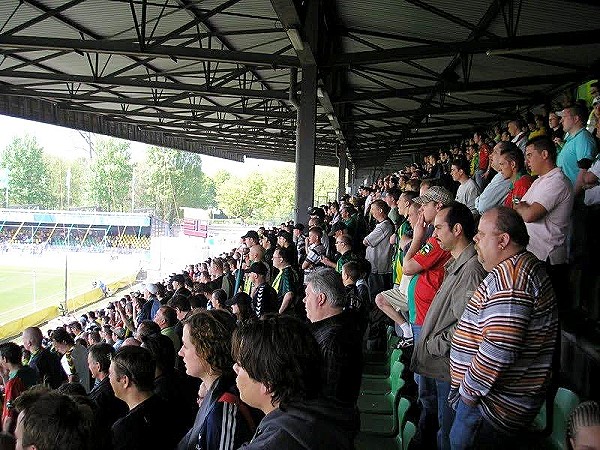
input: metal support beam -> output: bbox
[0,35,301,67]
[295,65,317,223]
[327,29,600,67]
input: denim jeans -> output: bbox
[449,398,516,450]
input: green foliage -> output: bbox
[1,135,52,207]
[88,138,133,211]
[45,155,89,209]
[139,147,215,223]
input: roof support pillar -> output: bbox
[338,145,347,199]
[294,64,317,224]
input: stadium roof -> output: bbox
[0,0,598,169]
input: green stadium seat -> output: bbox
[360,396,410,437]
[355,399,412,449]
[358,361,405,415]
[363,349,402,379]
[531,387,580,450]
[402,421,416,450]
[361,360,404,394]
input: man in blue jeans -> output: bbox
[449,207,558,450]
[410,202,486,450]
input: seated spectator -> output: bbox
[209,289,230,312]
[110,346,182,450]
[51,327,91,393]
[87,343,128,447]
[341,260,370,336]
[451,158,480,217]
[13,391,94,450]
[177,310,255,450]
[567,401,600,450]
[496,142,535,208]
[22,327,66,389]
[304,268,363,405]
[0,343,38,434]
[233,315,359,449]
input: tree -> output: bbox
[46,155,89,209]
[215,172,267,220]
[1,135,52,207]
[139,147,215,223]
[88,138,133,211]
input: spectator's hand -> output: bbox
[389,234,397,245]
[553,137,563,147]
[412,210,427,243]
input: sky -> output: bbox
[0,114,294,177]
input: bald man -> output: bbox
[22,327,67,389]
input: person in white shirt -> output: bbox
[515,135,573,311]
[451,158,480,217]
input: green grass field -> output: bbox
[0,256,138,326]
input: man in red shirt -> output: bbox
[401,186,453,449]
[0,343,38,434]
[474,130,492,190]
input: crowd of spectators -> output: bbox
[1,95,600,449]
[0,226,151,251]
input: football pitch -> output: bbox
[0,252,141,326]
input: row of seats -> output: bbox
[357,328,583,450]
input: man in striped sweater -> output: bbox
[449,207,558,449]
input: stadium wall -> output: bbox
[0,272,137,341]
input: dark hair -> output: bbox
[56,382,87,397]
[451,157,470,175]
[136,320,161,340]
[308,226,323,238]
[183,310,237,377]
[20,392,93,450]
[211,289,229,308]
[401,190,419,202]
[440,202,476,240]
[88,343,115,374]
[274,245,294,265]
[232,315,322,408]
[498,141,526,173]
[51,327,74,346]
[370,199,390,215]
[141,333,175,375]
[112,346,156,392]
[493,206,530,248]
[168,294,191,312]
[342,260,361,282]
[567,103,588,123]
[386,187,401,202]
[229,292,256,323]
[0,342,22,365]
[526,135,557,162]
[159,306,177,327]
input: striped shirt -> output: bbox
[449,251,558,432]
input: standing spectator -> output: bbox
[475,142,512,215]
[51,327,91,393]
[0,343,38,434]
[508,118,528,152]
[87,343,128,447]
[177,310,255,450]
[153,305,181,352]
[556,103,597,194]
[363,199,394,298]
[410,203,486,450]
[474,130,492,189]
[271,245,301,314]
[22,327,66,389]
[449,207,558,449]
[496,142,535,208]
[451,158,481,217]
[292,223,306,265]
[301,227,327,275]
[516,136,574,310]
[304,268,363,405]
[548,111,564,142]
[246,263,278,318]
[110,346,182,450]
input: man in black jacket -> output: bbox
[233,315,358,450]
